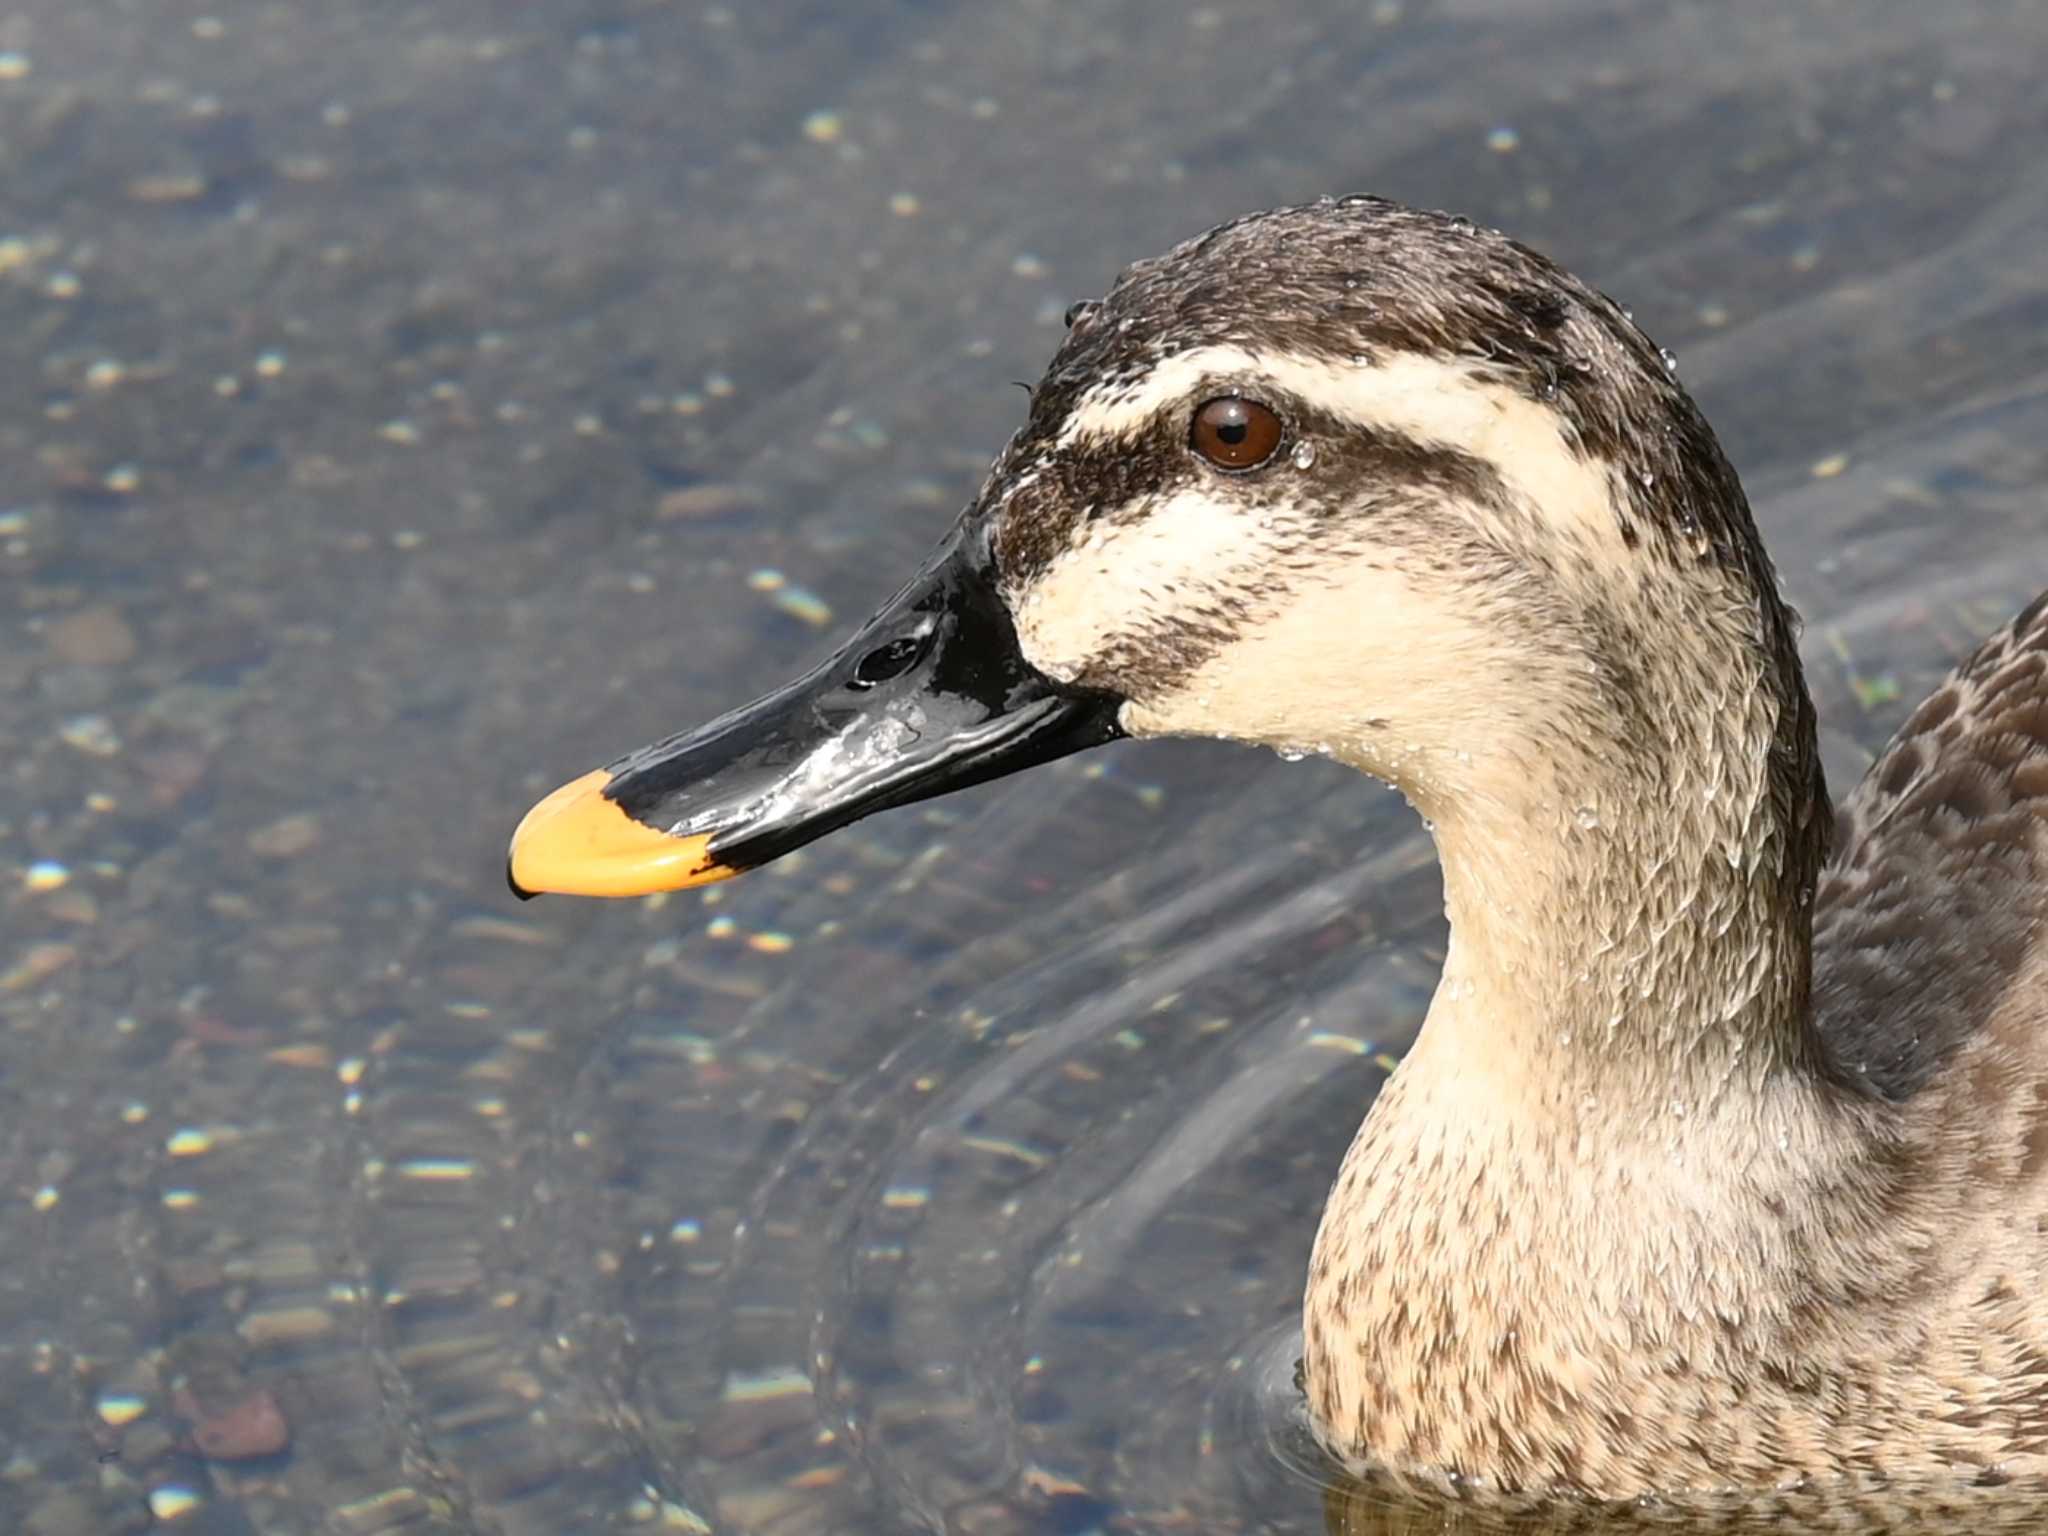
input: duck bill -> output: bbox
[507,524,1124,899]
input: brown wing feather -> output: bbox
[1812,589,2048,1101]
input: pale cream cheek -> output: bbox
[1118,559,1577,817]
[1007,487,1295,684]
[1118,562,1489,742]
[1003,468,1603,819]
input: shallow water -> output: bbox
[3,2,2048,1532]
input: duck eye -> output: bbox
[1190,397,1283,470]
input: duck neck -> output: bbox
[1425,784,1815,1112]
[1400,605,1831,1113]
[1302,634,1851,1491]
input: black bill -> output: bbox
[507,520,1124,898]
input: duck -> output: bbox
[506,196,2048,1502]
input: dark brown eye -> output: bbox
[1190,397,1283,470]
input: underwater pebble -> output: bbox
[96,1392,149,1427]
[147,1486,204,1521]
[24,861,70,892]
[266,1042,333,1070]
[330,1488,434,1534]
[721,1367,811,1404]
[775,588,832,625]
[45,605,137,666]
[713,1485,812,1531]
[58,714,121,756]
[138,744,209,809]
[656,483,763,521]
[449,914,559,947]
[128,174,206,204]
[173,1380,290,1460]
[705,1370,817,1463]
[2,941,76,991]
[626,1494,715,1530]
[236,1304,336,1346]
[395,1157,476,1182]
[123,1423,176,1464]
[247,813,321,858]
[959,1134,1049,1169]
[166,1127,216,1157]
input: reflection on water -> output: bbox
[2,1,2048,1532]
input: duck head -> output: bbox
[509,197,1826,905]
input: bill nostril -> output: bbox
[848,635,927,690]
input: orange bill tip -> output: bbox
[507,768,738,898]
